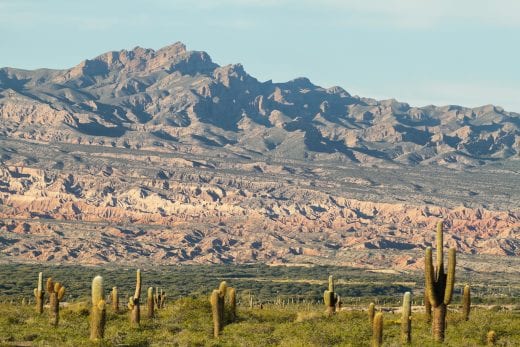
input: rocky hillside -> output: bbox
[0,43,518,271]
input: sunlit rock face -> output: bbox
[0,43,518,271]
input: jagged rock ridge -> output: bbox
[1,42,518,167]
[0,43,519,271]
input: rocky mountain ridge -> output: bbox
[1,42,518,167]
[0,43,518,271]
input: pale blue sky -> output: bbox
[1,0,519,112]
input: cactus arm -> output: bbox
[328,275,334,292]
[134,269,141,300]
[443,248,456,305]
[323,290,331,306]
[128,297,133,309]
[436,221,444,280]
[38,272,43,291]
[218,281,227,297]
[425,247,439,307]
[46,278,54,293]
[57,286,65,301]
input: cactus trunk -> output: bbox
[90,302,106,340]
[368,302,375,325]
[111,287,119,313]
[371,312,383,347]
[34,272,44,314]
[90,276,106,340]
[49,292,59,327]
[425,221,456,343]
[401,292,412,345]
[210,289,221,337]
[462,284,471,321]
[432,304,447,342]
[147,287,154,319]
[228,287,236,322]
[129,269,141,327]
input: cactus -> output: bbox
[368,302,376,325]
[371,312,383,347]
[462,284,471,321]
[487,330,496,346]
[323,275,338,316]
[425,221,456,342]
[128,269,141,327]
[154,287,166,309]
[210,281,233,337]
[34,272,44,314]
[424,291,432,323]
[111,287,119,313]
[46,278,65,327]
[218,281,227,329]
[147,287,154,318]
[90,276,106,340]
[210,289,221,337]
[228,287,236,322]
[401,292,412,345]
[160,289,166,308]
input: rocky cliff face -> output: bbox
[0,43,518,271]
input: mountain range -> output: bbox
[0,42,518,272]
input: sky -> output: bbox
[1,0,519,112]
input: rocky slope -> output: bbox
[0,43,519,271]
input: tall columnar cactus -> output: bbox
[462,284,471,321]
[336,295,342,311]
[210,289,222,337]
[425,221,456,342]
[371,312,383,347]
[111,287,119,313]
[34,272,44,314]
[210,281,233,338]
[368,302,376,325]
[424,291,432,323]
[218,281,227,329]
[401,292,412,345]
[154,287,166,309]
[147,287,154,318]
[323,275,338,316]
[228,287,236,322]
[46,278,65,327]
[487,330,496,346]
[90,276,106,340]
[128,269,141,327]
